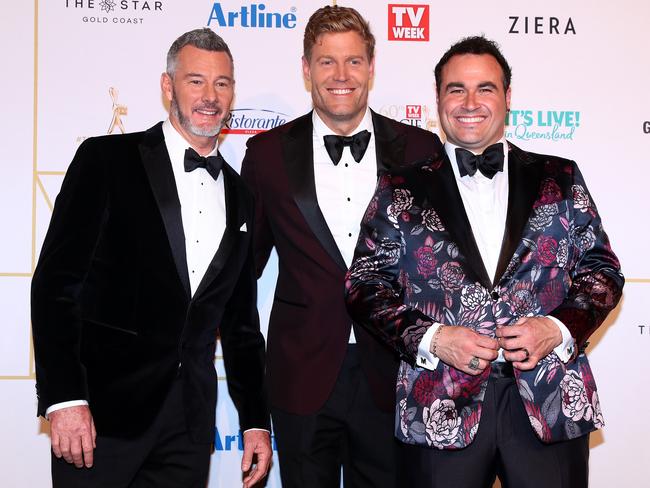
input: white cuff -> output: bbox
[243,428,271,434]
[416,323,441,371]
[546,315,575,362]
[45,400,89,419]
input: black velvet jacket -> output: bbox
[31,122,270,443]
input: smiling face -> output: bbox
[437,53,510,153]
[302,31,374,135]
[161,45,234,153]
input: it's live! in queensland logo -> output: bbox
[388,4,429,41]
[506,109,581,142]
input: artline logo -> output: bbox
[388,4,429,41]
[207,3,297,29]
[643,121,650,134]
[214,429,277,451]
[222,108,289,135]
[505,110,580,142]
[64,0,163,25]
[508,16,576,34]
[378,104,438,133]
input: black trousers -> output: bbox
[271,345,398,488]
[397,371,590,488]
[51,378,211,488]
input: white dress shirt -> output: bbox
[312,109,378,344]
[416,140,574,370]
[46,120,226,416]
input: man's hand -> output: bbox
[241,429,272,488]
[496,317,563,370]
[434,326,499,375]
[49,405,96,468]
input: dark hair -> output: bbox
[166,28,233,76]
[303,5,375,62]
[434,36,512,94]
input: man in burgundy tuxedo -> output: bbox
[345,36,623,487]
[241,5,442,488]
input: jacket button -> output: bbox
[491,291,499,300]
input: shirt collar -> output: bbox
[445,138,508,181]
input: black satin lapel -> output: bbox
[424,157,492,288]
[371,111,406,174]
[281,114,347,271]
[139,125,190,297]
[194,157,240,297]
[493,145,544,286]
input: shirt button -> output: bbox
[491,291,499,300]
[348,233,352,237]
[345,163,349,167]
[347,197,351,202]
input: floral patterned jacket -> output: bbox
[345,142,623,449]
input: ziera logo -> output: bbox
[388,4,429,41]
[643,121,650,134]
[508,16,576,35]
[222,108,289,135]
[207,3,297,29]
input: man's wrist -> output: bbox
[45,400,89,419]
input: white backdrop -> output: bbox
[1,1,648,486]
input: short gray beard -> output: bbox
[170,92,223,138]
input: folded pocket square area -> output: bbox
[239,223,247,232]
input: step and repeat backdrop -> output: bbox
[1,0,648,486]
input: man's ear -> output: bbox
[302,56,311,84]
[161,72,173,104]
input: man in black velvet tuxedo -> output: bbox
[31,28,271,487]
[241,6,442,488]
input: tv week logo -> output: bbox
[388,4,429,41]
[405,105,421,119]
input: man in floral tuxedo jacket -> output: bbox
[345,36,623,488]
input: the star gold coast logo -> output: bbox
[64,0,163,25]
[100,0,116,13]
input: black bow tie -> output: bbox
[455,143,504,179]
[323,130,372,165]
[184,147,223,180]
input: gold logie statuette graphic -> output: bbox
[107,86,128,134]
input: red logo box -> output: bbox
[405,105,422,119]
[388,4,429,41]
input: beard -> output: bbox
[170,89,227,137]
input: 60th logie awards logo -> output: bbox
[107,87,128,134]
[77,87,127,144]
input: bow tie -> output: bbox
[455,143,504,179]
[323,130,372,165]
[184,147,223,180]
